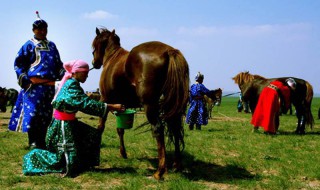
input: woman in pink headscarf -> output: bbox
[22,60,125,177]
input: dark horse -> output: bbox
[0,87,18,112]
[232,71,314,134]
[92,28,190,179]
[204,88,223,118]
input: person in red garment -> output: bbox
[251,78,295,134]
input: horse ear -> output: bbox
[111,29,116,35]
[111,29,121,45]
[96,27,101,35]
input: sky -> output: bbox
[1,0,319,95]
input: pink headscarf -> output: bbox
[53,60,89,101]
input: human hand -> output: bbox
[108,104,126,112]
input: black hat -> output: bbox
[32,11,48,29]
[195,72,204,82]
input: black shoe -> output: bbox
[196,125,201,130]
[189,125,194,130]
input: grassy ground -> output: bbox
[1,97,320,189]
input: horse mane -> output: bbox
[232,71,266,85]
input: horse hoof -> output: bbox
[153,172,163,180]
[172,162,182,172]
[120,151,127,159]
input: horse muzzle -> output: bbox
[92,61,102,69]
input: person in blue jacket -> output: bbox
[186,72,210,130]
[9,11,65,149]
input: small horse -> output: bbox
[86,91,101,101]
[0,87,18,112]
[204,88,222,118]
[92,28,190,179]
[232,71,314,134]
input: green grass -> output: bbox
[1,97,320,189]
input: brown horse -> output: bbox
[0,87,18,112]
[92,28,189,179]
[86,91,101,101]
[204,88,222,118]
[232,71,314,134]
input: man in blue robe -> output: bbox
[9,11,65,149]
[186,72,210,130]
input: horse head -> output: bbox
[92,27,121,69]
[233,71,266,92]
[214,88,222,106]
[207,88,223,106]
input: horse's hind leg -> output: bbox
[295,107,306,134]
[167,115,184,172]
[145,104,167,180]
[153,122,166,180]
[117,128,127,158]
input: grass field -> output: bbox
[1,97,320,189]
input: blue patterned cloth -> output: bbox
[9,37,64,133]
[9,85,55,132]
[186,83,210,125]
[23,78,107,176]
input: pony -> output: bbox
[91,28,190,180]
[86,91,101,101]
[0,87,18,112]
[204,88,222,118]
[232,71,314,134]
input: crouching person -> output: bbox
[22,60,125,177]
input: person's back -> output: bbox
[186,72,210,130]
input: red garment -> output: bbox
[251,80,291,133]
[53,109,76,121]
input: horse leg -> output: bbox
[145,104,167,180]
[295,108,306,134]
[167,115,184,172]
[153,123,166,180]
[97,116,107,134]
[98,109,127,158]
[117,128,127,158]
[10,104,14,113]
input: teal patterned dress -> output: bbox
[22,78,106,176]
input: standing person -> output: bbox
[237,93,244,112]
[23,60,125,177]
[186,72,210,130]
[8,11,65,149]
[251,78,294,134]
[237,93,250,113]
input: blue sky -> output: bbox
[1,0,319,94]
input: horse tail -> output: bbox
[161,49,190,119]
[305,81,314,128]
[161,49,189,151]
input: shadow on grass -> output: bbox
[140,151,259,182]
[277,130,320,136]
[182,152,258,182]
[91,167,138,175]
